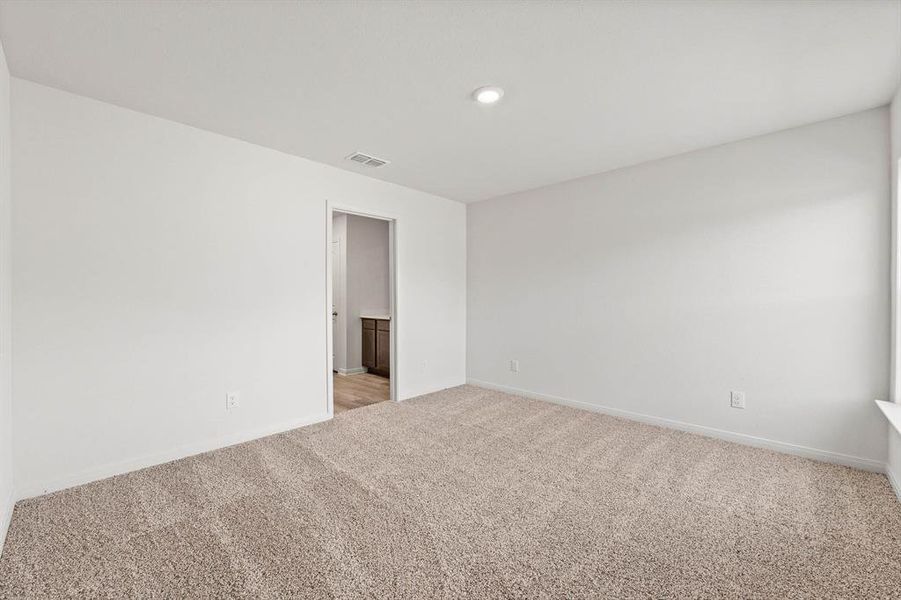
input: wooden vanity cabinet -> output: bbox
[361,318,390,377]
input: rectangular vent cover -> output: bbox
[345,152,390,168]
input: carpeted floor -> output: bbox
[1,385,900,598]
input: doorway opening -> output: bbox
[327,205,396,416]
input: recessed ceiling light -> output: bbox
[472,86,504,105]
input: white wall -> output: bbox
[12,79,466,498]
[468,108,891,468]
[344,214,389,371]
[0,43,13,551]
[888,86,901,492]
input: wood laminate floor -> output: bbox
[333,372,389,414]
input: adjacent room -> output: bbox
[0,1,899,597]
[331,210,393,414]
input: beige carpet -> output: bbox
[1,385,900,598]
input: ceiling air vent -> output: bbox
[345,152,390,168]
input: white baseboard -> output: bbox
[0,487,14,558]
[336,367,367,376]
[467,379,885,473]
[886,465,901,502]
[16,412,331,501]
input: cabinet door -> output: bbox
[376,327,390,376]
[362,327,376,368]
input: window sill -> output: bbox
[876,400,901,436]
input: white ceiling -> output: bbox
[1,1,899,203]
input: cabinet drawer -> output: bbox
[377,319,390,332]
[362,319,376,330]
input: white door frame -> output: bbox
[325,200,398,416]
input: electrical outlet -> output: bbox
[510,359,519,373]
[226,391,241,411]
[730,391,746,409]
